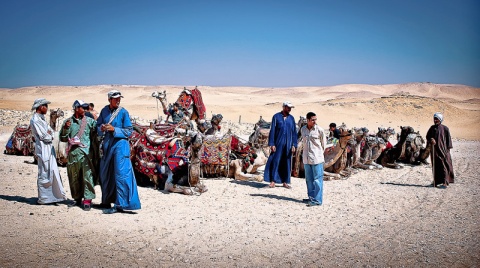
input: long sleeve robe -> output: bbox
[60,115,98,201]
[426,123,454,185]
[97,106,141,210]
[30,113,67,204]
[263,112,298,184]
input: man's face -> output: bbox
[307,116,317,128]
[282,105,292,115]
[434,118,440,125]
[109,97,121,109]
[74,106,86,117]
[39,104,48,114]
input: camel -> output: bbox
[377,126,415,168]
[248,117,271,156]
[228,135,268,182]
[4,123,34,156]
[377,127,396,144]
[323,124,355,179]
[205,114,223,136]
[49,108,64,131]
[359,135,385,169]
[291,123,354,180]
[350,127,372,170]
[152,87,207,133]
[398,130,429,165]
[164,132,208,195]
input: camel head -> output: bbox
[397,126,415,142]
[377,127,395,141]
[338,123,354,143]
[50,108,64,118]
[151,90,167,101]
[297,116,307,130]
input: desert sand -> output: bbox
[0,83,479,267]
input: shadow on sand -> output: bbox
[0,194,38,205]
[250,193,304,204]
[229,180,266,189]
[381,182,433,188]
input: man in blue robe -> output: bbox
[97,90,141,214]
[264,101,298,188]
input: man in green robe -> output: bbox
[60,100,98,211]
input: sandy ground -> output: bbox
[0,83,479,267]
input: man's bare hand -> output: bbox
[64,120,71,129]
[270,145,276,153]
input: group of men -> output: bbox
[30,92,454,210]
[263,101,455,207]
[30,90,141,214]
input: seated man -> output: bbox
[164,103,185,124]
[329,123,340,139]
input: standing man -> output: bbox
[426,112,454,188]
[30,98,67,204]
[264,101,297,188]
[60,100,98,211]
[97,90,141,214]
[301,112,326,206]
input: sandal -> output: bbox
[283,183,292,189]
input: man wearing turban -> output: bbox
[30,98,67,204]
[426,112,454,187]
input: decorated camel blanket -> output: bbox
[133,130,189,177]
[201,134,231,176]
[5,124,34,156]
[230,135,258,173]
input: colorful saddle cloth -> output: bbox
[133,132,188,177]
[201,134,232,177]
[5,124,34,156]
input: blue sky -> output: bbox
[0,0,479,88]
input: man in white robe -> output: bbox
[30,98,67,204]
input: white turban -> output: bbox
[434,112,443,122]
[31,98,51,110]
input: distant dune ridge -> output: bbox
[0,82,478,140]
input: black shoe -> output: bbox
[67,199,81,208]
[307,201,322,207]
[98,203,112,209]
[102,208,117,214]
[302,199,310,203]
[102,207,124,214]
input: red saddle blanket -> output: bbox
[133,135,189,177]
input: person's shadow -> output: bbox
[0,195,38,205]
[229,180,266,189]
[381,182,432,188]
[250,193,304,204]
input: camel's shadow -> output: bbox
[0,195,38,205]
[250,193,304,204]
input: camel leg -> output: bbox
[324,171,342,180]
[230,160,263,182]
